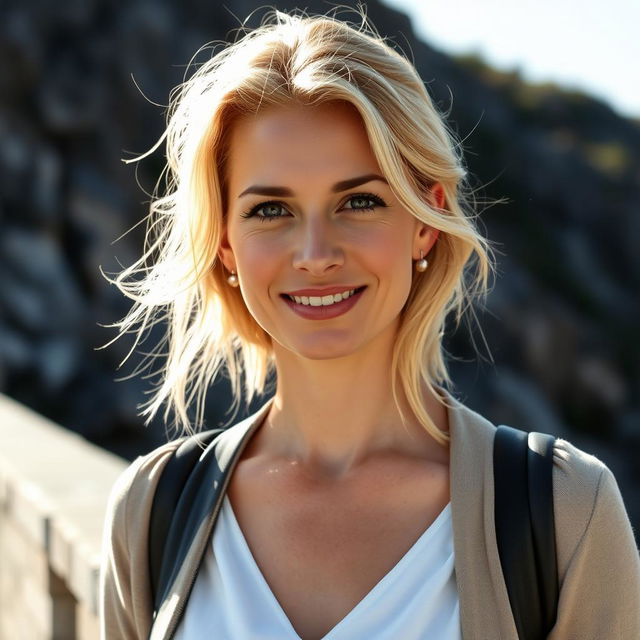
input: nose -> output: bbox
[291,218,344,276]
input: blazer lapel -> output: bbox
[445,388,519,639]
[150,399,274,640]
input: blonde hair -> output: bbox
[101,9,496,444]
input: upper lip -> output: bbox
[282,285,365,296]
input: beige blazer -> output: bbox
[99,388,640,639]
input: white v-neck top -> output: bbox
[175,494,461,640]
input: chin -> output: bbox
[276,333,362,362]
[297,348,356,362]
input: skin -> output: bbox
[219,101,449,475]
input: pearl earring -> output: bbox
[415,250,428,273]
[227,270,239,287]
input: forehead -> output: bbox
[225,102,383,194]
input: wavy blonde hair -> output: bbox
[101,9,495,444]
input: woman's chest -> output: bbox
[226,457,450,640]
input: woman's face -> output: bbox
[219,101,440,361]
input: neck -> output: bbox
[259,336,449,477]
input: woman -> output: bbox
[99,10,640,640]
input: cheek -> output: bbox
[355,223,413,276]
[232,230,286,296]
[241,242,275,274]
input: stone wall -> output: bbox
[0,394,127,639]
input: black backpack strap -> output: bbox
[494,425,559,640]
[148,428,224,611]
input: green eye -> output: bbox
[240,201,288,221]
[343,193,387,211]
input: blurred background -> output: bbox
[1,0,638,539]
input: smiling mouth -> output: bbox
[282,286,366,307]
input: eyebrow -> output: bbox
[237,173,388,198]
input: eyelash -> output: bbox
[240,192,388,222]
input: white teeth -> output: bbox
[287,289,358,306]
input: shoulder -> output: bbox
[551,437,611,526]
[552,436,608,490]
[107,440,184,517]
[550,437,632,577]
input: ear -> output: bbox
[427,182,446,211]
[413,182,444,259]
[217,225,237,273]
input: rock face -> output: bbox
[1,1,639,532]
